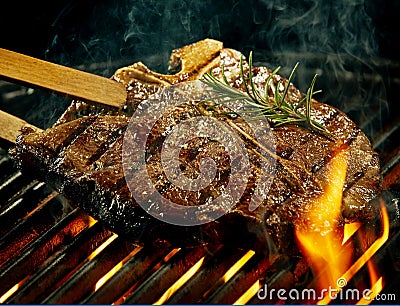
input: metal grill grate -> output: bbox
[0,56,400,303]
[0,115,399,304]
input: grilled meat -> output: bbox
[10,40,381,254]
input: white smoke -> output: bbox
[42,0,387,134]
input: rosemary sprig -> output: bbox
[201,52,332,139]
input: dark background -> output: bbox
[1,0,399,62]
[0,0,399,136]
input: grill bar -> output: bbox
[42,235,138,304]
[0,72,400,304]
[0,191,65,268]
[83,246,172,304]
[167,246,256,304]
[0,181,48,236]
[203,253,269,304]
[8,222,111,304]
[123,246,218,304]
[0,171,35,205]
[0,208,89,297]
[0,129,399,304]
[247,255,294,305]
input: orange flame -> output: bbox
[318,202,389,305]
[356,277,383,305]
[354,260,384,305]
[295,148,352,292]
[87,216,98,228]
[340,202,389,286]
[95,262,123,292]
[367,260,379,289]
[296,143,390,305]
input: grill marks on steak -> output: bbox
[213,53,380,222]
[10,40,381,254]
[12,110,379,254]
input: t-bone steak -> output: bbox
[10,39,381,255]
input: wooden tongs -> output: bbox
[0,48,127,108]
[0,48,128,143]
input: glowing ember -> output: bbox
[24,191,58,218]
[0,283,20,303]
[95,262,123,292]
[87,216,98,228]
[0,277,29,303]
[94,247,142,292]
[153,256,205,305]
[367,260,379,289]
[222,250,255,283]
[295,148,352,291]
[342,222,362,245]
[87,233,118,261]
[163,248,181,262]
[233,280,261,305]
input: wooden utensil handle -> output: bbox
[0,48,127,108]
[0,110,42,143]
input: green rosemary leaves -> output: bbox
[201,52,332,138]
